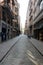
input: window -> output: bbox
[38,0,42,6]
[2,9,6,21]
[7,0,10,3]
[40,0,43,10]
[15,7,18,12]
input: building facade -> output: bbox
[24,2,31,35]
[33,0,43,41]
[25,0,43,41]
[0,0,20,42]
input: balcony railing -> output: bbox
[29,15,33,21]
[33,9,43,22]
[33,9,43,25]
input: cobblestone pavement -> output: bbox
[0,35,43,65]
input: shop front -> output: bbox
[1,23,7,42]
[34,19,43,41]
[29,25,33,36]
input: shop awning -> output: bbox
[35,24,43,30]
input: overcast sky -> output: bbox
[18,0,29,29]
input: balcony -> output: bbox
[29,15,33,21]
[2,5,14,19]
[33,9,43,24]
[12,0,15,5]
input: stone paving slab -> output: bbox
[30,38,43,55]
[0,36,20,62]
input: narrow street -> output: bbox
[0,35,43,65]
[0,0,43,65]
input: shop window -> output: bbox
[2,10,6,21]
